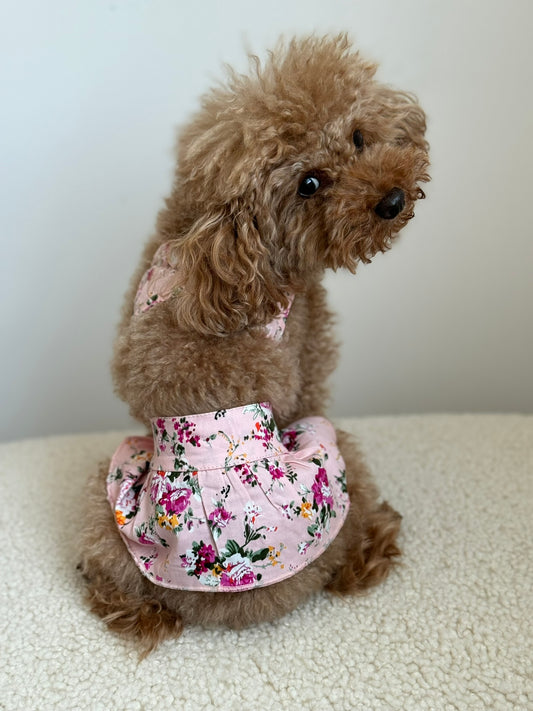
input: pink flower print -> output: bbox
[138,530,156,545]
[156,418,166,430]
[140,553,157,570]
[268,463,284,480]
[311,467,334,508]
[282,429,298,451]
[220,554,255,587]
[235,463,257,486]
[195,543,216,575]
[173,419,199,446]
[181,550,196,571]
[159,484,191,515]
[252,420,274,446]
[208,506,232,529]
[281,503,293,520]
[298,541,311,555]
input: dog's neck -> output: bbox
[133,241,294,341]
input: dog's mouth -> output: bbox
[323,180,427,271]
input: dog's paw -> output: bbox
[85,571,183,656]
[326,501,402,595]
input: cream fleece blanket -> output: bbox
[0,415,531,710]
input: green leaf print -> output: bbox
[223,539,242,558]
[108,467,123,482]
[336,472,348,494]
[250,547,269,563]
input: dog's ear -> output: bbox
[170,205,288,336]
[370,84,428,152]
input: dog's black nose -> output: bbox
[374,188,406,220]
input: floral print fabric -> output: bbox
[134,242,178,315]
[107,403,349,592]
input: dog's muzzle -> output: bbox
[374,187,406,220]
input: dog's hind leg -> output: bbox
[80,460,183,656]
[325,429,402,595]
[82,566,183,657]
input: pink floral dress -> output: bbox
[107,242,350,592]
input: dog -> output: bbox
[80,34,429,654]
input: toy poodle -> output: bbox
[80,33,429,653]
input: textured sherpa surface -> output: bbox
[0,415,531,711]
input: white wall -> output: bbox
[1,0,532,441]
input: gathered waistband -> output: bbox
[150,402,290,471]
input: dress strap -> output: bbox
[134,242,178,315]
[133,241,293,341]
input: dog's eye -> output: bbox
[298,174,320,198]
[353,130,364,151]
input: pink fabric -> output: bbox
[107,403,349,592]
[133,241,294,341]
[134,242,178,315]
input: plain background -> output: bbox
[1,0,532,442]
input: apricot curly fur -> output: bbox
[80,34,429,652]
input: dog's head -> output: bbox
[163,34,430,335]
